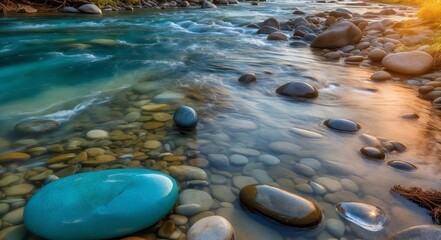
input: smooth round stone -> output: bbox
[360,146,385,160]
[15,120,60,135]
[229,154,249,165]
[326,218,345,237]
[336,202,386,231]
[153,113,172,122]
[258,154,280,165]
[276,82,319,99]
[299,158,322,170]
[179,189,213,212]
[154,91,185,103]
[77,3,102,14]
[341,178,359,193]
[269,141,301,155]
[211,174,227,184]
[387,225,441,240]
[24,169,178,240]
[0,152,30,162]
[86,129,109,139]
[370,71,392,81]
[233,176,258,189]
[387,160,417,172]
[173,106,198,131]
[168,166,207,181]
[2,207,24,225]
[124,111,141,123]
[314,177,342,192]
[309,181,327,195]
[208,154,230,169]
[4,183,35,196]
[382,51,433,75]
[240,184,322,228]
[238,73,257,84]
[187,216,235,240]
[144,140,162,149]
[324,118,361,132]
[230,147,260,156]
[211,185,236,202]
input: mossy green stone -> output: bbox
[240,184,322,228]
[24,169,178,240]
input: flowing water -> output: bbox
[1,1,441,239]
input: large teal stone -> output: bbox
[24,169,178,240]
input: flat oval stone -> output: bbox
[324,118,361,132]
[240,184,322,228]
[15,120,60,135]
[336,201,386,231]
[387,160,417,172]
[173,106,198,131]
[24,169,178,240]
[276,82,319,99]
[360,146,385,160]
[387,225,441,240]
[187,216,235,240]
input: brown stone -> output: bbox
[240,184,322,228]
[143,122,165,130]
[47,153,76,164]
[0,152,31,162]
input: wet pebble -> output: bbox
[370,71,392,81]
[173,105,198,131]
[233,176,258,189]
[168,166,207,181]
[387,225,441,240]
[387,160,417,172]
[238,73,257,84]
[240,184,322,228]
[179,189,213,213]
[0,152,31,162]
[15,120,60,135]
[2,207,24,225]
[229,154,249,165]
[187,216,235,240]
[258,154,280,165]
[324,118,361,132]
[86,129,109,139]
[208,154,230,169]
[314,177,342,192]
[360,146,385,160]
[276,82,319,99]
[211,185,237,202]
[299,158,322,170]
[4,183,34,196]
[326,218,345,237]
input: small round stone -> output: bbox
[370,71,392,81]
[143,140,162,149]
[276,82,319,99]
[238,73,257,84]
[324,118,361,132]
[360,147,385,160]
[86,130,109,139]
[187,216,235,240]
[173,106,198,131]
[258,154,280,165]
[229,154,249,165]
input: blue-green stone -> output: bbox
[24,169,178,240]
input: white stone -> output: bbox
[78,4,102,14]
[187,216,235,240]
[290,127,323,139]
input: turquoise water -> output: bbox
[1,1,441,239]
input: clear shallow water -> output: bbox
[0,1,440,239]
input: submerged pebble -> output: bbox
[240,184,322,228]
[387,225,441,240]
[187,216,235,240]
[173,105,198,131]
[276,82,319,99]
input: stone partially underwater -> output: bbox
[239,184,322,228]
[24,169,178,240]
